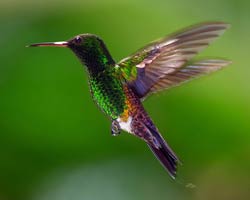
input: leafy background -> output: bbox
[0,0,249,200]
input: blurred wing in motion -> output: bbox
[117,22,230,99]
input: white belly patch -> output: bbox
[117,116,133,133]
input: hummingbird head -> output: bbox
[29,34,115,74]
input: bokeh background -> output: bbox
[0,0,249,200]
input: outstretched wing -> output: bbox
[117,22,230,99]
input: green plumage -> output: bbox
[117,50,149,81]
[89,68,125,119]
[66,34,127,119]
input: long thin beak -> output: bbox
[27,41,68,47]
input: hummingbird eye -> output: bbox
[74,36,82,44]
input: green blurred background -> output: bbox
[0,0,249,199]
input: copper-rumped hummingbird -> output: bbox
[28,22,230,178]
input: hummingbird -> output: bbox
[28,22,230,179]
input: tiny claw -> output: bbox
[111,120,121,136]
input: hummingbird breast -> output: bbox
[89,70,126,119]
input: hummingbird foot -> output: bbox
[111,120,121,136]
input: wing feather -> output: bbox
[150,59,231,93]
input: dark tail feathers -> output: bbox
[147,127,179,178]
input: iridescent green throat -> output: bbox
[68,35,114,75]
[68,35,126,119]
